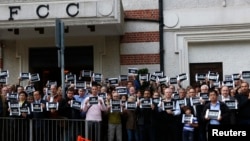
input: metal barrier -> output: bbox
[0,118,102,141]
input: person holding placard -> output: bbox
[8,91,31,141]
[123,96,137,141]
[74,88,89,119]
[234,82,250,125]
[202,90,230,140]
[106,92,123,141]
[82,85,107,141]
[136,89,155,141]
[61,88,82,141]
[182,106,198,141]
[31,90,47,141]
[218,86,237,125]
[158,88,181,141]
[195,84,209,141]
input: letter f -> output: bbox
[9,6,21,20]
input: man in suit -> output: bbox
[32,90,47,141]
[218,86,237,125]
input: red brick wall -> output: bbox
[124,9,159,20]
[120,9,160,65]
[120,31,159,43]
[120,54,160,65]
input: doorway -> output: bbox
[189,62,223,87]
[29,46,93,90]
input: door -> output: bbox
[189,62,223,87]
[29,46,93,90]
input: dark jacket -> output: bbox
[31,99,47,119]
[202,101,230,126]
[62,97,81,119]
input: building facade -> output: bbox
[0,0,250,88]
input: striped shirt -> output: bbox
[183,117,198,132]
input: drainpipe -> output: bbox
[159,0,164,72]
[0,42,3,71]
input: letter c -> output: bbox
[66,3,79,17]
[36,4,49,18]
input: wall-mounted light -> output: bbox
[34,27,44,34]
[14,29,19,35]
[64,26,69,33]
[7,28,19,35]
[87,25,95,32]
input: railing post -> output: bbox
[85,120,88,140]
[29,119,33,141]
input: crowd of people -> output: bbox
[0,74,250,141]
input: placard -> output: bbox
[190,97,201,106]
[74,81,86,89]
[92,73,102,83]
[20,106,30,114]
[125,101,137,110]
[31,103,43,112]
[150,74,157,82]
[0,70,9,78]
[70,100,81,110]
[8,101,20,116]
[152,97,161,105]
[89,96,99,105]
[169,77,177,84]
[182,114,193,123]
[7,93,18,101]
[98,93,107,100]
[158,76,168,84]
[119,75,128,81]
[25,86,35,94]
[110,100,122,113]
[153,71,164,77]
[176,98,187,107]
[81,70,92,77]
[207,71,219,82]
[108,78,119,86]
[222,80,234,88]
[116,86,128,95]
[30,73,40,82]
[199,93,209,101]
[162,101,175,110]
[0,77,7,84]
[46,102,59,111]
[128,68,138,75]
[177,73,188,82]
[19,72,30,81]
[139,98,152,108]
[195,73,207,82]
[224,100,238,109]
[172,92,179,100]
[205,109,221,120]
[139,74,149,82]
[66,73,76,82]
[224,75,233,81]
[232,73,240,80]
[212,81,221,89]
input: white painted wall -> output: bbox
[122,0,158,10]
[188,41,250,75]
[163,0,250,87]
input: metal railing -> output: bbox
[0,118,102,141]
